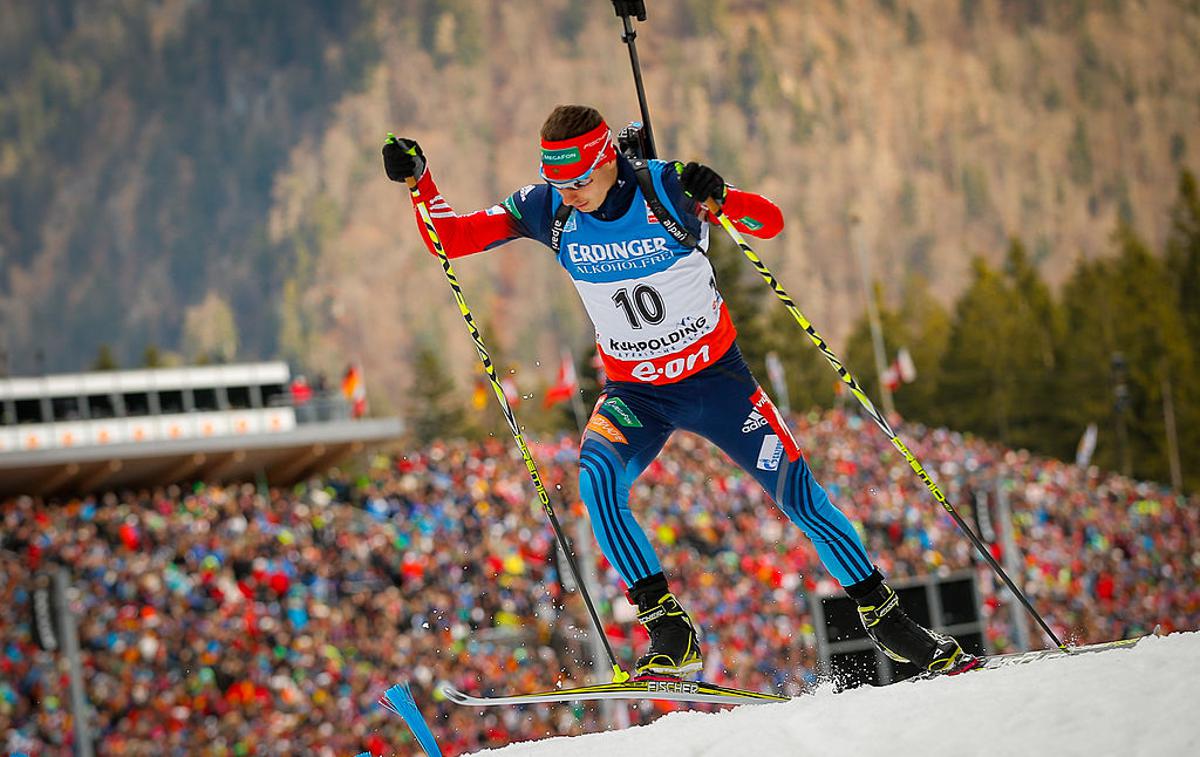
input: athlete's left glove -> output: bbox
[678,162,726,203]
[382,134,426,182]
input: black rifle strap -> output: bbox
[550,161,699,254]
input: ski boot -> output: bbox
[855,582,979,675]
[628,574,703,678]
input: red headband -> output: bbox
[540,121,616,182]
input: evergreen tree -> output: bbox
[1057,257,1117,469]
[935,241,1062,451]
[1001,239,1066,454]
[893,273,952,423]
[409,341,466,445]
[936,257,1020,440]
[842,274,953,426]
[1106,224,1196,489]
[1166,169,1200,346]
[142,344,164,368]
[843,284,906,414]
[1058,224,1196,487]
[91,344,118,371]
[761,304,839,413]
[1164,169,1200,490]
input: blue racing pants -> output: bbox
[577,343,876,588]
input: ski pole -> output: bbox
[702,195,1067,651]
[393,137,630,682]
[611,0,657,159]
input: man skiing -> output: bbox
[383,104,976,678]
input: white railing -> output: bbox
[0,407,297,453]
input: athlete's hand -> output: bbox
[678,162,726,203]
[383,134,426,182]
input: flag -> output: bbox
[341,364,367,418]
[501,374,521,407]
[471,376,488,410]
[764,351,790,415]
[896,347,916,383]
[543,350,578,408]
[882,347,917,392]
[881,365,901,392]
[1075,423,1098,468]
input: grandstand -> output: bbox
[2,411,1195,754]
[0,362,403,496]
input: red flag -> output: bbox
[882,347,917,393]
[342,364,367,418]
[882,364,901,392]
[543,351,578,408]
[472,376,488,410]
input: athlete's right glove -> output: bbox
[382,135,426,182]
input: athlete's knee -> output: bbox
[578,442,621,507]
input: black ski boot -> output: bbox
[853,579,978,675]
[628,574,703,678]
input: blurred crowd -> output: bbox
[2,409,1196,755]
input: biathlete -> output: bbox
[383,104,976,678]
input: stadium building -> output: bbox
[0,361,402,496]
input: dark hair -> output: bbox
[540,105,604,141]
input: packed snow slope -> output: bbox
[472,632,1199,757]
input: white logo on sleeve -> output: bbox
[757,435,784,471]
[742,410,768,433]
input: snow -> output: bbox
[469,632,1200,756]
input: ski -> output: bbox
[443,635,1154,708]
[976,633,1150,671]
[441,676,791,707]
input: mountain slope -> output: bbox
[3,1,1199,418]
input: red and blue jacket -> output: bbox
[408,154,783,384]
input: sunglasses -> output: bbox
[541,133,612,190]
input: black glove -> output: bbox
[678,161,726,203]
[612,0,647,21]
[382,134,426,183]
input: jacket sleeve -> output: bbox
[407,167,524,258]
[707,187,785,239]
